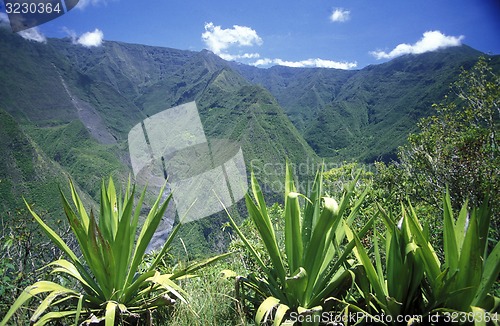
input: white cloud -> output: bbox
[18,27,47,43]
[252,58,357,69]
[220,52,261,61]
[0,13,46,43]
[76,0,112,10]
[202,22,263,59]
[76,28,104,47]
[330,8,350,22]
[200,22,356,69]
[371,30,464,60]
[63,27,78,43]
[0,12,9,27]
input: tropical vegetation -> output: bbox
[0,178,228,326]
[0,35,499,325]
[223,163,373,325]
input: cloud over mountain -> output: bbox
[371,30,464,59]
[252,57,357,69]
[18,28,47,43]
[202,22,262,60]
[202,22,356,69]
[64,28,104,47]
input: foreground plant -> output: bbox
[1,178,228,326]
[347,204,426,322]
[226,162,373,325]
[351,192,500,324]
[411,193,500,316]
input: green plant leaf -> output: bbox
[224,201,267,273]
[347,226,387,302]
[171,252,233,279]
[68,179,90,232]
[88,209,113,297]
[32,310,82,326]
[31,291,76,322]
[473,239,500,306]
[274,302,291,326]
[105,301,117,326]
[443,192,459,272]
[75,295,83,326]
[284,191,303,274]
[452,207,482,310]
[303,197,338,296]
[251,170,270,223]
[302,166,323,250]
[126,183,171,287]
[256,296,280,324]
[471,306,487,326]
[146,272,188,304]
[455,200,469,252]
[285,267,308,303]
[404,203,441,283]
[112,181,136,291]
[24,198,79,263]
[245,192,286,281]
[0,281,77,326]
[47,259,97,295]
[149,221,182,271]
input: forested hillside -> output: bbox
[0,26,498,255]
[1,23,499,326]
[234,45,490,161]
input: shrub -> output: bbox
[0,178,228,326]
[351,192,500,324]
[226,162,373,325]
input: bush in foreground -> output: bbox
[0,178,228,326]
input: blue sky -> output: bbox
[1,0,499,69]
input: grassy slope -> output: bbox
[0,109,95,227]
[233,64,356,132]
[24,121,127,199]
[313,45,487,162]
[0,31,76,125]
[133,52,320,258]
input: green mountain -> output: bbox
[233,45,492,162]
[0,28,319,255]
[0,26,497,254]
[0,109,96,228]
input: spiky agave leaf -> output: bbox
[0,281,79,326]
[1,176,226,325]
[229,162,368,325]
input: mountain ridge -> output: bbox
[1,27,497,188]
[232,44,493,161]
[1,28,498,254]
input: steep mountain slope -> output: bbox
[311,45,488,162]
[0,27,317,186]
[0,28,319,255]
[1,27,497,255]
[0,109,95,225]
[234,45,494,162]
[233,64,356,132]
[0,32,76,124]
